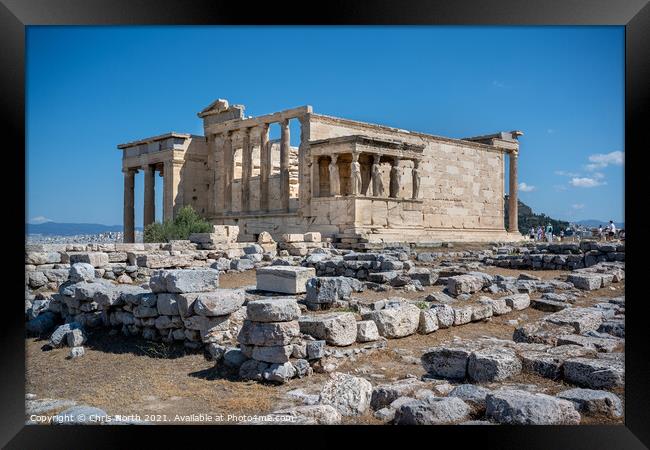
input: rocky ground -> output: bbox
[25,258,625,425]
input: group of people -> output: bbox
[598,221,620,241]
[528,224,558,242]
[527,220,621,242]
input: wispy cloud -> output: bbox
[29,216,52,224]
[570,177,607,188]
[572,203,585,210]
[585,151,624,171]
[519,182,536,192]
[554,170,580,177]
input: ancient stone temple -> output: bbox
[118,99,523,244]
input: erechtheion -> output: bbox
[118,99,523,244]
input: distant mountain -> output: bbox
[504,196,570,235]
[574,219,625,229]
[26,222,142,236]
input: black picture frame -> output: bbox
[2,1,647,448]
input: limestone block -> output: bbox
[502,293,530,311]
[281,233,305,243]
[468,348,522,382]
[362,303,420,338]
[418,309,439,334]
[319,372,372,416]
[556,388,622,418]
[192,289,246,316]
[246,298,301,322]
[256,266,316,294]
[421,347,472,380]
[135,254,193,269]
[450,273,488,295]
[237,320,300,346]
[252,344,294,364]
[453,306,473,325]
[356,320,380,342]
[69,252,109,268]
[151,269,220,293]
[371,378,427,410]
[544,307,603,333]
[303,232,321,242]
[485,389,580,425]
[299,312,357,346]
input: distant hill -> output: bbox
[26,222,142,236]
[575,219,624,229]
[504,196,570,235]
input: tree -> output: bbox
[143,206,213,243]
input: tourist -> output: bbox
[598,225,604,241]
[545,223,553,243]
[537,226,543,241]
[529,226,536,240]
[559,229,564,241]
[607,220,616,241]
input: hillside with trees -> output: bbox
[504,195,570,235]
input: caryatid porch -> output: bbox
[307,135,427,233]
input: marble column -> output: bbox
[389,157,401,198]
[411,159,421,199]
[280,119,290,211]
[329,154,340,196]
[223,131,233,212]
[311,156,320,198]
[371,154,384,197]
[143,164,155,227]
[259,124,270,211]
[298,115,311,215]
[508,150,519,232]
[241,128,252,212]
[163,160,182,221]
[350,152,362,195]
[123,168,135,243]
[211,134,224,216]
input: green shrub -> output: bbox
[415,301,430,310]
[144,206,213,243]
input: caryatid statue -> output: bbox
[350,152,362,195]
[389,157,401,198]
[412,159,421,199]
[371,154,385,197]
[329,154,340,196]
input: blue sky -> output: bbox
[26,26,624,226]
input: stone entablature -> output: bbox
[117,99,523,244]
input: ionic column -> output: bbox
[241,128,252,212]
[259,124,270,211]
[223,131,233,212]
[123,168,135,243]
[143,164,155,227]
[298,115,311,215]
[211,134,225,216]
[389,157,401,198]
[163,159,183,221]
[311,156,320,198]
[280,119,290,211]
[508,150,519,232]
